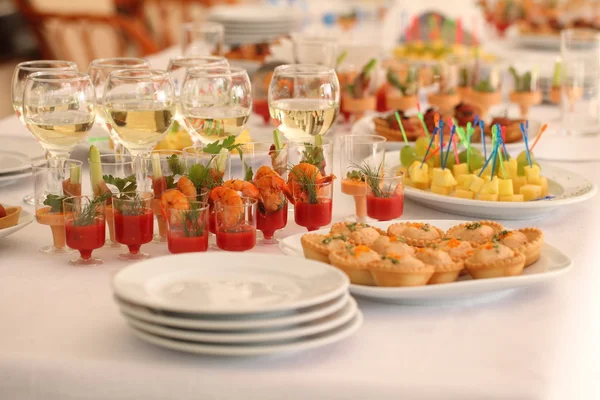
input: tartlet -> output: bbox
[465,242,526,279]
[445,221,504,245]
[330,222,371,236]
[436,237,474,261]
[368,253,434,287]
[329,245,381,286]
[301,233,350,264]
[349,227,382,246]
[387,222,444,247]
[0,206,21,229]
[495,228,544,267]
[414,247,464,284]
[370,235,416,257]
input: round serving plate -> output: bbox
[0,206,34,239]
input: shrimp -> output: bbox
[254,165,279,181]
[222,179,260,199]
[160,189,190,218]
[254,174,287,212]
[176,176,197,198]
[286,163,335,204]
[210,187,244,228]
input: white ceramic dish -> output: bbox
[113,253,349,315]
[381,150,597,220]
[517,33,560,50]
[123,297,357,344]
[352,113,541,153]
[0,151,31,175]
[279,220,574,305]
[209,5,299,23]
[1,137,46,165]
[0,169,32,187]
[0,207,34,239]
[116,292,350,331]
[129,311,363,356]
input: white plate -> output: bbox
[382,152,597,220]
[123,297,357,344]
[1,137,46,165]
[517,34,560,50]
[352,113,541,153]
[113,253,349,315]
[0,151,30,175]
[116,292,349,330]
[279,220,574,304]
[128,311,363,356]
[209,6,299,23]
[0,207,34,239]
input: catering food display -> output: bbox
[341,59,378,121]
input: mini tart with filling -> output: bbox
[387,222,444,247]
[436,237,474,261]
[0,206,21,229]
[371,235,416,257]
[495,228,544,267]
[445,221,504,245]
[330,222,372,236]
[329,245,381,286]
[349,226,383,246]
[301,233,351,264]
[368,253,434,287]
[464,242,526,279]
[414,247,464,284]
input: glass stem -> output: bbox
[131,152,148,192]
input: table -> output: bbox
[2,79,600,400]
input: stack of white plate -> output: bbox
[0,138,46,187]
[112,253,362,356]
[208,5,300,46]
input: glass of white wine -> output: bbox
[88,57,151,156]
[22,71,96,160]
[268,64,340,140]
[167,56,229,131]
[11,60,78,205]
[103,69,176,191]
[180,66,252,145]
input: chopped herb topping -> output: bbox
[466,222,482,230]
[322,235,347,244]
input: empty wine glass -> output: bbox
[88,57,151,156]
[268,64,340,140]
[292,35,338,67]
[103,69,176,191]
[182,22,225,56]
[180,67,252,145]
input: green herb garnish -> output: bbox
[323,234,347,244]
[350,162,393,198]
[43,194,67,213]
[203,135,243,155]
[114,194,147,216]
[187,162,219,190]
[466,222,482,230]
[289,165,321,204]
[72,193,110,226]
[179,202,207,237]
[509,66,534,92]
[103,174,137,193]
[346,170,365,182]
[386,68,417,96]
[167,154,185,176]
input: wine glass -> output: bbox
[292,35,338,67]
[88,57,151,156]
[180,67,252,145]
[268,64,340,140]
[103,69,176,191]
[339,135,386,223]
[167,56,229,132]
[11,60,78,205]
[22,71,96,160]
[182,22,225,56]
[63,196,106,266]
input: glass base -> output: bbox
[258,237,279,246]
[153,234,167,243]
[118,251,151,261]
[343,214,371,224]
[69,257,103,266]
[23,193,35,206]
[40,245,75,255]
[105,239,125,249]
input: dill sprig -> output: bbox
[290,165,321,204]
[179,203,207,237]
[350,162,393,198]
[114,193,147,216]
[300,142,326,174]
[72,193,110,226]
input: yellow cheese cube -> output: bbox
[403,176,414,187]
[498,179,514,196]
[480,177,500,194]
[477,193,499,201]
[457,174,470,187]
[454,189,475,199]
[540,177,549,197]
[506,158,518,179]
[512,176,527,194]
[469,175,486,193]
[511,194,525,202]
[499,195,514,202]
[431,184,454,195]
[524,165,542,185]
[453,163,469,178]
[409,161,429,183]
[461,174,475,190]
[519,184,543,201]
[413,181,430,190]
[432,168,458,188]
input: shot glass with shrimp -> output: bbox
[292,173,335,232]
[149,150,186,243]
[112,191,154,260]
[254,168,289,245]
[214,196,258,252]
[166,201,210,253]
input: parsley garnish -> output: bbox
[346,170,365,182]
[203,135,243,155]
[421,224,430,232]
[43,194,67,213]
[103,174,137,193]
[167,154,185,176]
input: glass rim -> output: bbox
[292,179,334,188]
[183,146,232,156]
[338,134,387,144]
[169,55,228,67]
[62,195,106,205]
[214,196,258,208]
[26,71,92,83]
[89,154,135,165]
[89,57,150,70]
[32,159,83,172]
[107,68,171,81]
[274,64,336,76]
[112,191,154,201]
[186,66,248,78]
[16,60,78,72]
[182,21,224,33]
[151,149,185,156]
[168,201,209,211]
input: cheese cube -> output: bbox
[506,158,518,179]
[477,193,499,201]
[461,174,475,190]
[511,194,525,202]
[499,195,514,202]
[453,163,469,178]
[519,184,543,201]
[480,177,500,194]
[413,181,430,190]
[473,168,491,179]
[512,176,527,194]
[409,161,429,183]
[524,165,542,185]
[498,179,514,196]
[432,168,458,188]
[454,189,475,199]
[431,184,454,196]
[469,175,486,193]
[540,177,549,197]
